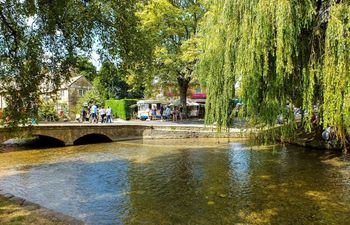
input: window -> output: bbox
[79,89,85,97]
[60,90,65,97]
[195,88,202,93]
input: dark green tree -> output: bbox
[96,61,144,100]
[75,57,97,82]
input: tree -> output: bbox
[198,0,350,147]
[75,88,103,115]
[75,57,97,82]
[96,61,144,100]
[0,0,143,125]
[136,0,205,115]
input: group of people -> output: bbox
[80,104,113,123]
[149,105,183,122]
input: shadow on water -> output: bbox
[73,134,113,145]
[0,136,65,152]
[0,141,349,225]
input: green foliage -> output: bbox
[96,61,143,100]
[0,0,144,126]
[105,99,137,120]
[75,89,104,114]
[75,57,97,82]
[38,101,59,122]
[198,0,350,149]
[322,3,350,142]
[136,0,205,110]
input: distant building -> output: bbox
[0,75,93,120]
[56,75,93,119]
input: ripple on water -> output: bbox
[0,139,349,225]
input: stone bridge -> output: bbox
[0,125,149,146]
[0,124,243,146]
[0,124,247,145]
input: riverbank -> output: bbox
[0,194,83,225]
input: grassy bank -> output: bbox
[0,196,67,225]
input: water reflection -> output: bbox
[0,139,349,225]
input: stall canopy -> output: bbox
[170,99,200,106]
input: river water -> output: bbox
[0,139,349,225]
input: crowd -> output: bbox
[148,105,184,122]
[79,104,113,123]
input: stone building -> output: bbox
[57,75,93,119]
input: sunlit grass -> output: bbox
[0,196,67,225]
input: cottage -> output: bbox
[57,75,93,119]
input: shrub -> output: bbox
[75,88,104,114]
[105,99,137,120]
[38,101,59,122]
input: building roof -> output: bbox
[60,75,92,89]
[61,75,82,89]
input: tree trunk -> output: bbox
[177,77,191,118]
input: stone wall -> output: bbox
[0,125,252,146]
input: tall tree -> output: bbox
[96,61,144,100]
[0,0,143,125]
[198,0,350,147]
[137,0,205,115]
[75,57,97,82]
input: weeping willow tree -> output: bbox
[198,0,350,148]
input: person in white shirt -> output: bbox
[106,106,112,123]
[164,106,171,121]
[100,107,106,123]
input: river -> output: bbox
[0,139,349,224]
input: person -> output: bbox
[179,105,183,121]
[106,106,112,123]
[30,101,38,125]
[165,106,171,121]
[322,126,336,145]
[91,104,97,123]
[173,106,178,122]
[311,110,318,127]
[151,105,157,120]
[81,107,87,123]
[100,107,106,123]
[160,105,164,121]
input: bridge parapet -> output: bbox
[0,125,150,146]
[0,124,245,146]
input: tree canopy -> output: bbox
[94,61,144,100]
[0,0,142,125]
[198,0,350,142]
[136,0,205,113]
[74,57,97,82]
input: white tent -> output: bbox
[170,99,199,106]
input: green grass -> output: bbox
[0,196,68,225]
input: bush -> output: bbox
[38,101,59,122]
[105,99,137,120]
[75,88,104,114]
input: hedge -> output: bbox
[105,99,137,120]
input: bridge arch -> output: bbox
[33,135,66,147]
[73,133,113,145]
[1,135,65,147]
